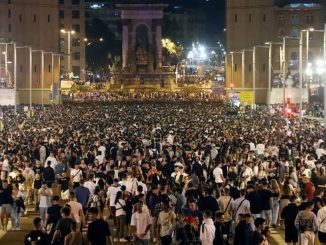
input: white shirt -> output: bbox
[317,206,326,233]
[84,180,96,195]
[316,148,325,159]
[98,145,106,158]
[233,197,250,219]
[256,144,265,155]
[115,199,126,217]
[2,159,10,172]
[70,168,83,183]
[200,218,215,245]
[45,156,58,169]
[213,167,224,184]
[107,185,120,207]
[130,211,152,240]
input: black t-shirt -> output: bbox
[251,230,263,245]
[24,230,49,245]
[0,187,13,205]
[34,179,43,189]
[59,177,70,191]
[246,191,262,214]
[46,204,62,224]
[259,189,272,211]
[87,219,111,245]
[55,218,73,241]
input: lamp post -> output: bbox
[323,23,326,141]
[60,29,75,75]
[299,31,304,126]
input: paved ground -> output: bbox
[0,207,285,245]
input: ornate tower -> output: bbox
[116,1,168,74]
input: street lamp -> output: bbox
[60,29,75,75]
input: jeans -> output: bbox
[272,199,280,225]
[116,215,126,239]
[39,207,47,225]
[10,208,21,229]
[300,231,315,245]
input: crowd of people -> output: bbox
[0,96,326,245]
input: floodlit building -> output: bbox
[0,0,61,105]
[226,0,325,104]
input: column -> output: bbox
[122,23,129,70]
[156,24,162,71]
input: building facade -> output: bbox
[0,0,61,105]
[59,0,86,81]
[226,0,324,104]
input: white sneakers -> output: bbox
[119,238,128,243]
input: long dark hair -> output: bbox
[114,191,123,205]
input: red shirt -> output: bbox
[304,181,315,201]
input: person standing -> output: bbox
[52,206,73,245]
[217,187,234,235]
[317,204,326,245]
[70,164,83,189]
[67,192,84,228]
[87,207,113,245]
[281,196,299,245]
[234,213,253,245]
[259,180,273,227]
[38,182,53,226]
[213,162,224,189]
[74,179,90,214]
[213,212,229,245]
[199,188,219,220]
[252,217,266,245]
[11,182,25,231]
[43,161,55,188]
[44,195,62,239]
[0,179,13,231]
[33,173,42,211]
[295,201,318,245]
[24,217,49,245]
[174,187,186,215]
[131,202,152,245]
[200,210,215,245]
[157,200,176,245]
[233,189,250,222]
[64,221,84,245]
[106,178,120,223]
[114,191,127,242]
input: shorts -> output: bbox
[319,231,326,243]
[285,227,298,243]
[1,204,12,216]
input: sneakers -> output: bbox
[113,238,118,242]
[120,238,128,243]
